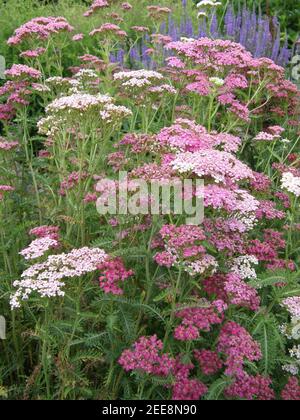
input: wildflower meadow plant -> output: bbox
[0,0,299,402]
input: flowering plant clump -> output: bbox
[0,0,299,402]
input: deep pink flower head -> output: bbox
[218,321,262,376]
[194,349,223,375]
[29,225,60,240]
[225,372,275,400]
[98,257,133,295]
[281,377,300,400]
[172,357,207,400]
[174,304,223,341]
[119,335,174,376]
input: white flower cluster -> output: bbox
[280,317,300,340]
[38,92,132,134]
[74,69,98,80]
[37,115,65,137]
[196,0,221,18]
[148,84,177,95]
[235,213,258,232]
[46,93,113,112]
[100,103,132,122]
[281,172,300,197]
[114,70,164,82]
[19,237,59,260]
[196,0,222,7]
[209,77,225,87]
[290,345,300,359]
[11,247,107,309]
[230,255,258,280]
[282,345,300,376]
[185,255,218,276]
[282,363,299,376]
[113,69,168,92]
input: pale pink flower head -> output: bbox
[121,2,132,10]
[5,64,41,80]
[0,185,15,201]
[20,48,46,58]
[72,33,84,42]
[7,16,74,46]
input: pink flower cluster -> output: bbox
[19,225,61,260]
[254,125,285,142]
[147,6,171,20]
[0,185,15,201]
[172,358,207,400]
[203,185,259,215]
[0,138,19,151]
[165,38,299,122]
[5,64,41,80]
[281,377,300,400]
[203,217,248,257]
[153,224,217,276]
[249,171,271,192]
[156,118,241,153]
[118,335,174,376]
[29,225,60,240]
[194,349,223,375]
[59,171,88,196]
[247,229,294,272]
[89,23,127,39]
[224,273,260,311]
[225,373,275,400]
[7,16,74,45]
[83,0,109,17]
[282,297,300,319]
[174,303,224,341]
[98,257,134,295]
[171,149,254,184]
[217,321,262,376]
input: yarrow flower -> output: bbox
[20,47,46,58]
[172,358,207,400]
[217,321,262,376]
[19,237,60,260]
[0,185,15,201]
[230,255,258,280]
[156,118,241,153]
[0,138,19,151]
[225,372,275,400]
[29,225,60,240]
[10,247,107,309]
[153,224,217,277]
[98,257,134,295]
[194,349,223,375]
[7,16,74,46]
[119,335,174,376]
[83,0,109,17]
[196,0,222,8]
[281,172,300,197]
[171,150,253,184]
[89,23,127,39]
[174,302,224,341]
[281,377,300,400]
[282,297,300,319]
[113,70,166,96]
[5,64,41,80]
[224,273,260,311]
